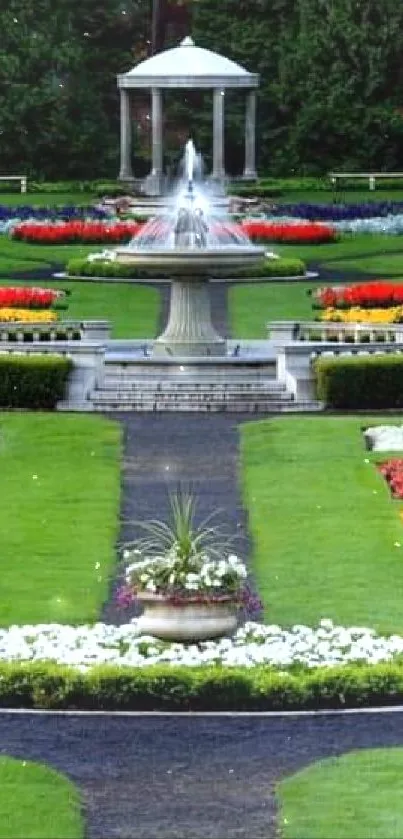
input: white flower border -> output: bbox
[1,619,403,670]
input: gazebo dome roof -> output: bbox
[118,36,259,89]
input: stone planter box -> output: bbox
[136,592,239,642]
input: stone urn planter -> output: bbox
[136,592,239,642]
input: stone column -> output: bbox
[212,88,225,180]
[118,89,133,181]
[243,89,257,179]
[144,88,163,194]
[151,86,163,176]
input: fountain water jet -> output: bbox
[114,140,265,357]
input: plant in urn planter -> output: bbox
[117,490,261,642]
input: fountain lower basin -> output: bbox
[114,244,266,357]
[114,245,265,274]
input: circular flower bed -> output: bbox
[319,306,403,324]
[0,308,58,323]
[12,220,141,245]
[269,200,403,222]
[313,282,403,309]
[1,618,403,669]
[241,219,337,244]
[0,204,109,222]
[0,287,63,308]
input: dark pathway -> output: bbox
[1,711,403,838]
[102,413,257,624]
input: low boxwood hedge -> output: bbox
[0,355,72,409]
[66,256,306,280]
[315,354,403,409]
[0,661,403,710]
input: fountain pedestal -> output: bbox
[153,277,226,357]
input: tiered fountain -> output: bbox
[114,140,266,357]
[76,140,301,411]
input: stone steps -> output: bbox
[97,380,285,393]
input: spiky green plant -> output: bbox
[123,487,236,568]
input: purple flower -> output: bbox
[116,584,135,608]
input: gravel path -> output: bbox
[1,711,403,838]
[102,413,258,624]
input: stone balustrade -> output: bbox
[0,320,110,343]
[268,320,403,345]
[277,341,403,403]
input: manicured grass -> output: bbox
[325,253,403,275]
[230,234,403,337]
[229,279,322,338]
[0,192,97,206]
[0,756,83,838]
[0,276,159,338]
[278,749,403,839]
[241,416,403,633]
[0,413,121,625]
[0,237,97,273]
[274,188,403,204]
[275,232,403,266]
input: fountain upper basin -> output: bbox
[114,245,266,275]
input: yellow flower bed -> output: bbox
[320,306,403,324]
[0,308,58,323]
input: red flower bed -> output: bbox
[240,220,337,244]
[378,460,403,498]
[12,220,142,245]
[314,282,403,309]
[0,286,62,308]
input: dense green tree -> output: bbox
[192,0,403,175]
[0,0,150,178]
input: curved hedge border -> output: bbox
[66,256,307,281]
[2,661,403,710]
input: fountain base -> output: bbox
[152,278,226,358]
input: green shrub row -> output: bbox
[27,179,130,196]
[0,355,72,409]
[0,661,403,710]
[315,354,403,409]
[66,256,306,280]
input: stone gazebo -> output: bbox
[117,36,259,195]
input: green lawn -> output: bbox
[0,192,97,206]
[229,279,323,338]
[278,749,403,839]
[0,237,98,273]
[241,416,403,633]
[0,276,160,338]
[0,413,121,625]
[230,234,403,337]
[0,757,83,839]
[325,253,403,275]
[272,189,403,205]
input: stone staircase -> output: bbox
[89,358,316,412]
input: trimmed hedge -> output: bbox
[0,661,403,710]
[0,355,72,409]
[315,354,403,409]
[66,256,306,280]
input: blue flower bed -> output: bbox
[0,204,109,222]
[270,201,403,221]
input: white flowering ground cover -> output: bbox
[364,426,403,451]
[1,619,403,670]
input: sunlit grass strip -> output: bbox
[278,749,403,839]
[0,413,121,625]
[0,756,83,839]
[241,416,403,633]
